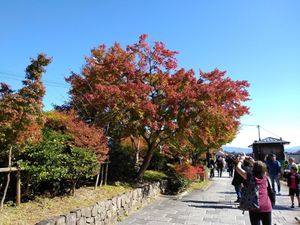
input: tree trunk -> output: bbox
[71,179,78,196]
[136,144,155,181]
[130,135,141,171]
[1,146,12,210]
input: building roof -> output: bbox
[248,137,290,147]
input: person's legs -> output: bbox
[234,184,241,202]
[289,188,295,207]
[249,211,261,225]
[260,212,272,225]
[269,175,275,192]
[296,189,300,206]
[229,168,233,177]
[291,195,295,207]
[219,167,223,177]
[274,175,280,193]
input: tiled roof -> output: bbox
[249,137,290,147]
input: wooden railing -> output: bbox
[0,167,21,206]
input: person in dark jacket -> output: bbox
[231,165,244,202]
[208,158,215,178]
[226,155,235,177]
[216,156,224,177]
[266,154,281,195]
[231,155,252,202]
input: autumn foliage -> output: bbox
[44,110,109,162]
[174,163,206,181]
[66,34,250,180]
[0,54,51,160]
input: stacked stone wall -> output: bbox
[36,181,167,225]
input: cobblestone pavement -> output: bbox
[116,171,300,225]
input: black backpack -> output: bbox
[239,174,259,212]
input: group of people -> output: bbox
[208,153,300,225]
[208,155,235,178]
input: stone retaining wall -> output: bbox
[36,181,167,225]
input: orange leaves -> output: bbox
[174,163,205,181]
[0,54,51,156]
[45,110,109,162]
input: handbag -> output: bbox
[267,178,276,206]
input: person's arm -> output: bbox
[235,156,247,180]
[277,161,281,176]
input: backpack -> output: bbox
[239,174,259,212]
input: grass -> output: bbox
[0,184,132,225]
[188,179,210,191]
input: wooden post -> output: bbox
[94,164,101,190]
[99,163,104,187]
[104,162,109,186]
[16,170,21,206]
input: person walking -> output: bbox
[216,156,224,177]
[208,158,215,178]
[226,155,235,177]
[285,166,300,208]
[236,156,273,225]
[231,164,244,202]
[267,154,281,195]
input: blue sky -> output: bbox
[1,1,300,147]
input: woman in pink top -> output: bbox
[236,157,272,225]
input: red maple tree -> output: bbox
[67,35,250,180]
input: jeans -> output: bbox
[217,167,223,177]
[234,184,241,199]
[249,211,271,225]
[269,174,280,193]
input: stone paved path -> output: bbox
[116,171,300,225]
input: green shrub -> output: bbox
[143,170,168,182]
[18,130,98,195]
[164,163,191,194]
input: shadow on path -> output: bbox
[218,191,235,194]
[188,204,236,209]
[182,200,238,209]
[273,205,298,211]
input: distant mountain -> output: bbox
[285,146,300,153]
[222,146,252,153]
[222,146,300,154]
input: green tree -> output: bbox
[0,54,51,209]
[20,130,98,196]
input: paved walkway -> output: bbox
[116,171,300,225]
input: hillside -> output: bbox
[222,146,300,154]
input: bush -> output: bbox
[174,163,206,181]
[18,130,98,195]
[143,170,168,182]
[164,162,206,194]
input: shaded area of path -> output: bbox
[116,171,300,225]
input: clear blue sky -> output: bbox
[1,1,300,147]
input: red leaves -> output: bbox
[174,163,205,181]
[67,34,250,172]
[45,110,109,162]
[0,54,51,154]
